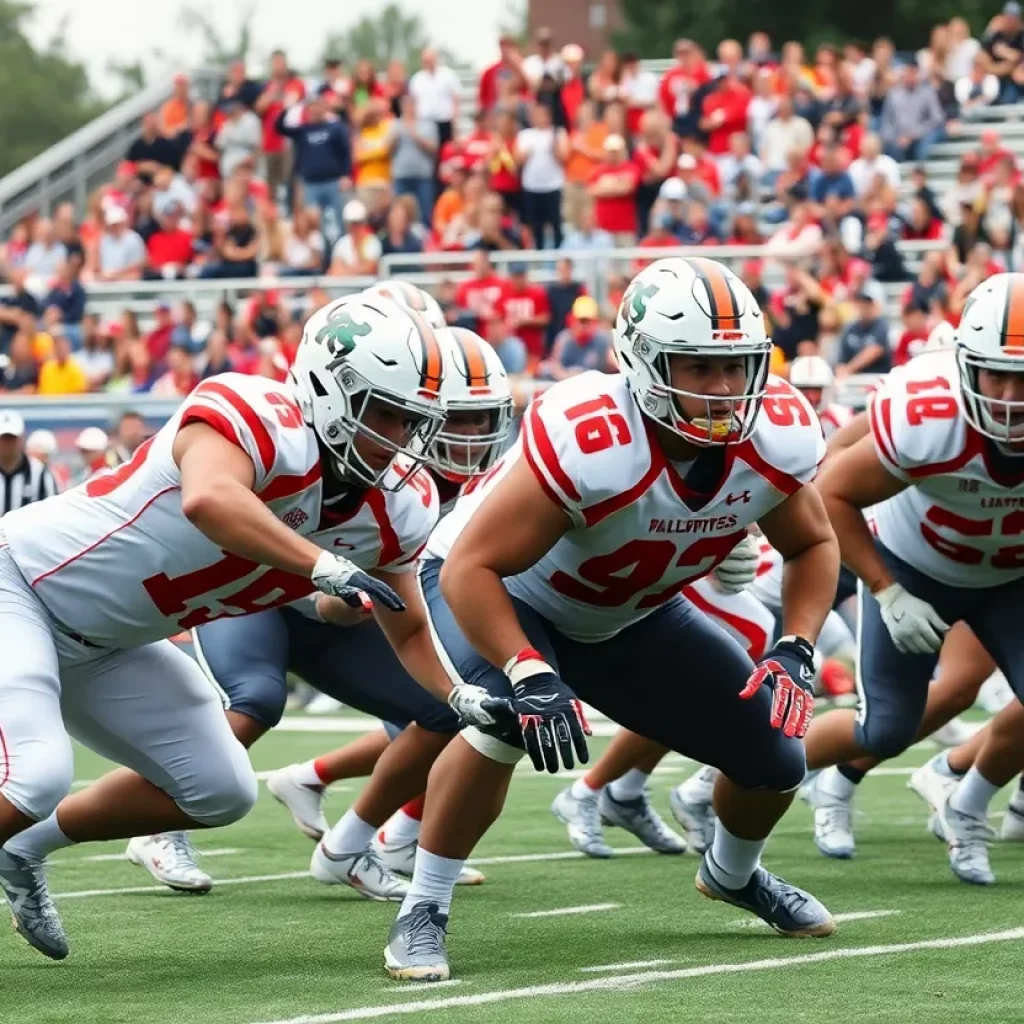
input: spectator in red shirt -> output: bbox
[144,204,194,279]
[186,101,222,182]
[679,138,722,196]
[659,39,711,137]
[145,304,176,368]
[698,64,752,156]
[978,128,1016,179]
[559,44,587,126]
[479,38,526,112]
[497,262,551,360]
[454,250,509,334]
[151,343,199,397]
[254,49,306,203]
[902,195,945,241]
[893,300,931,366]
[588,134,641,243]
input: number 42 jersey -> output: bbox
[430,371,824,642]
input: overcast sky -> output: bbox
[25,0,508,95]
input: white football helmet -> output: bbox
[613,257,771,445]
[956,272,1024,442]
[291,294,447,489]
[432,327,513,480]
[788,355,834,411]
[922,319,955,353]
[363,281,446,329]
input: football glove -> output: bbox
[873,582,949,654]
[311,551,405,612]
[447,683,516,729]
[712,533,759,594]
[739,635,816,739]
[504,649,591,773]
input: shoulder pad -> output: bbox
[745,377,825,492]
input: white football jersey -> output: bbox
[819,403,855,438]
[430,372,823,642]
[683,575,776,660]
[870,349,1024,588]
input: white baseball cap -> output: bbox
[659,177,687,201]
[75,426,109,452]
[0,410,26,438]
[343,199,368,222]
[105,205,129,226]
[26,429,57,456]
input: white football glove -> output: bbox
[712,533,760,594]
[447,683,515,729]
[310,551,405,612]
[874,582,949,654]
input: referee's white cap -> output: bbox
[0,410,26,438]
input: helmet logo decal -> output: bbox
[315,308,372,357]
[622,281,659,340]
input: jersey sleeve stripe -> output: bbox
[180,404,244,451]
[195,381,275,474]
[735,443,804,497]
[868,395,901,471]
[684,584,771,660]
[366,488,404,566]
[258,464,322,503]
[524,401,582,504]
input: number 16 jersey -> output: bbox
[430,371,824,642]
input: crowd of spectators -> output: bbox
[4,8,1024,398]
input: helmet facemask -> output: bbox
[430,399,514,479]
[957,348,1024,444]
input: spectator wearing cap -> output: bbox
[633,111,678,241]
[0,411,56,513]
[126,112,180,182]
[497,263,550,361]
[72,427,110,487]
[254,50,307,204]
[880,62,946,162]
[38,331,88,395]
[479,37,526,112]
[516,101,568,249]
[276,93,353,243]
[410,47,461,156]
[698,54,752,157]
[836,291,891,377]
[563,101,609,230]
[847,132,901,200]
[981,3,1024,103]
[391,93,439,225]
[559,44,587,127]
[485,316,529,374]
[97,206,146,282]
[539,295,614,380]
[160,73,192,138]
[43,261,87,341]
[329,200,382,276]
[657,177,688,236]
[145,204,194,280]
[956,52,1001,116]
[659,39,712,138]
[588,134,641,245]
[216,99,262,179]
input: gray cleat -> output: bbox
[0,849,69,959]
[384,902,450,981]
[599,788,687,854]
[551,787,614,859]
[936,797,996,886]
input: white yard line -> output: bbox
[246,928,1024,1024]
[579,959,676,973]
[512,903,621,919]
[50,848,242,866]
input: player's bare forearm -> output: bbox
[175,423,322,578]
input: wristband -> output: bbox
[503,646,554,685]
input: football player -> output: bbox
[788,355,853,438]
[0,295,463,958]
[383,256,841,983]
[804,272,1024,884]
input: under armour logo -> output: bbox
[725,490,752,505]
[333,538,356,550]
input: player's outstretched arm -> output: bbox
[814,434,906,596]
[758,483,840,646]
[175,423,324,576]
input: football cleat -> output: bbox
[305,693,344,715]
[551,787,614,859]
[372,835,485,885]
[265,764,329,841]
[977,672,1015,714]
[908,754,963,817]
[385,902,450,981]
[928,718,982,748]
[669,765,718,853]
[936,796,996,886]
[695,854,835,937]
[125,833,213,893]
[1001,802,1024,842]
[802,772,855,859]
[310,843,410,901]
[0,849,68,959]
[599,788,687,854]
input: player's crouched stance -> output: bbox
[0,295,446,959]
[384,257,840,983]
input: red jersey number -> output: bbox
[762,381,812,428]
[920,505,1024,569]
[564,394,632,454]
[265,391,304,429]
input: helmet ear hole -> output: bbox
[309,372,329,398]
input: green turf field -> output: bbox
[3,722,1022,1024]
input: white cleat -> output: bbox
[1000,801,1024,842]
[908,754,962,816]
[936,797,996,885]
[977,672,1015,714]
[310,843,410,901]
[802,772,855,859]
[551,787,614,859]
[125,833,213,893]
[305,693,343,715]
[265,765,329,841]
[929,718,982,748]
[373,834,485,886]
[669,765,718,853]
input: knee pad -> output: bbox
[461,726,525,765]
[722,737,806,793]
[175,751,259,827]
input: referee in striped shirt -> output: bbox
[0,410,58,514]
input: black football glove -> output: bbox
[738,635,816,739]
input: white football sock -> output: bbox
[570,777,601,801]
[950,767,1001,819]
[608,769,650,801]
[382,808,422,847]
[323,809,376,857]
[398,848,463,919]
[5,812,75,863]
[292,759,326,787]
[707,821,765,890]
[817,765,857,802]
[933,752,963,779]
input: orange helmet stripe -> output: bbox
[690,257,740,331]
[405,308,444,396]
[1003,276,1024,350]
[456,331,489,387]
